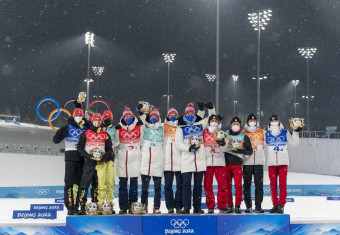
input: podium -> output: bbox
[66,214,291,235]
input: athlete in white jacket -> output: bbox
[175,102,214,214]
[137,107,164,214]
[265,114,301,214]
[113,107,144,214]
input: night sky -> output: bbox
[0,0,339,130]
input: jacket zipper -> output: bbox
[171,143,173,172]
[194,152,198,172]
[254,152,256,165]
[276,152,278,166]
[148,147,152,176]
[126,151,128,178]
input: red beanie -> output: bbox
[167,108,178,118]
[185,103,196,116]
[149,108,160,119]
[122,107,133,120]
[103,110,113,121]
[72,108,84,118]
[91,113,102,123]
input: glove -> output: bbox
[217,115,223,121]
[197,102,205,111]
[73,100,82,109]
[205,102,214,109]
[216,139,226,146]
[294,127,302,133]
[99,153,111,162]
[232,149,244,154]
[189,144,200,152]
[136,104,144,115]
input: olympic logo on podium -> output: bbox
[36,188,49,196]
[333,187,340,194]
[170,219,190,229]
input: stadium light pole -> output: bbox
[92,66,104,111]
[248,9,272,125]
[84,32,94,117]
[232,75,239,116]
[298,47,317,131]
[292,80,300,117]
[162,53,176,111]
[206,74,216,101]
[215,0,220,113]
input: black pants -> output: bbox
[182,172,204,209]
[164,171,182,210]
[90,170,98,202]
[78,159,97,205]
[119,177,138,210]
[141,175,162,208]
[64,160,83,211]
[243,165,264,208]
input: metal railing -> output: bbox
[299,131,340,139]
[0,143,62,156]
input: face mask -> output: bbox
[248,126,257,132]
[248,122,256,127]
[169,116,177,122]
[186,115,195,122]
[231,125,240,132]
[210,122,218,127]
[208,126,217,133]
[103,119,111,127]
[74,117,83,124]
[93,121,100,127]
[270,125,280,134]
[150,118,158,124]
[271,122,279,126]
[125,117,133,125]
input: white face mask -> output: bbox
[74,116,83,124]
[231,125,240,132]
[248,126,257,132]
[270,125,280,134]
[208,126,217,134]
[93,121,100,127]
[248,122,256,127]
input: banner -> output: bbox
[143,215,216,235]
[291,223,340,235]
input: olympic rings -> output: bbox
[86,99,111,120]
[36,97,60,122]
[48,108,71,131]
[62,100,76,120]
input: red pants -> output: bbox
[204,166,227,210]
[268,165,288,206]
[225,164,243,206]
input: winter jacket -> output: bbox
[163,118,181,172]
[224,130,253,165]
[175,109,213,173]
[77,125,113,164]
[139,114,164,177]
[113,117,144,178]
[203,129,226,166]
[264,128,299,166]
[242,123,266,165]
[53,117,88,161]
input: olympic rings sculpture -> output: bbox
[49,108,71,131]
[62,99,76,120]
[36,97,60,122]
[86,99,111,120]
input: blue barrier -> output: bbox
[0,226,66,235]
[1,184,340,198]
[291,223,340,234]
[66,215,142,235]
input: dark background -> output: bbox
[0,0,339,130]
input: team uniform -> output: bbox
[242,113,266,213]
[52,108,88,215]
[113,108,144,213]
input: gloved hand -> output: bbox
[232,149,244,154]
[205,102,214,109]
[136,103,144,115]
[294,127,302,133]
[197,102,205,111]
[189,144,200,152]
[99,153,111,162]
[216,139,226,146]
[217,115,223,121]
